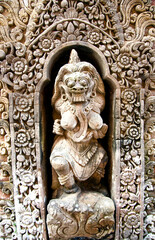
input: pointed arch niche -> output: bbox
[35,41,121,239]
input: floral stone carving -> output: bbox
[47,49,115,239]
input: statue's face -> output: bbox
[63,72,94,103]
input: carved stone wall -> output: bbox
[0,0,154,239]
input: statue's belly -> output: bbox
[51,137,106,181]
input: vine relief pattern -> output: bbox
[0,0,154,239]
[120,88,142,239]
[0,81,16,239]
[144,74,155,240]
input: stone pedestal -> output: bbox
[47,190,115,240]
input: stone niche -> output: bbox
[40,43,119,239]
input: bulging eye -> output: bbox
[80,79,88,86]
[66,79,75,88]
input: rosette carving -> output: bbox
[0,80,16,238]
[10,92,43,239]
[144,74,155,239]
[120,87,143,240]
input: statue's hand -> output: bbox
[53,119,64,135]
[93,124,108,139]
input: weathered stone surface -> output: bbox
[47,190,115,240]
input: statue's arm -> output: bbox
[53,119,63,135]
[93,123,108,139]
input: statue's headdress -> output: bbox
[68,49,80,64]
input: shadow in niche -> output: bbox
[41,46,115,240]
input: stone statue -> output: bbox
[47,50,115,240]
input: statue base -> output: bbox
[47,190,115,240]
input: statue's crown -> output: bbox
[69,49,80,64]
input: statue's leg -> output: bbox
[51,156,77,192]
[89,160,109,196]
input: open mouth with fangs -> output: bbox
[71,93,86,102]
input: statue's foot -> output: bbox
[64,183,80,193]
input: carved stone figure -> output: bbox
[47,49,115,239]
